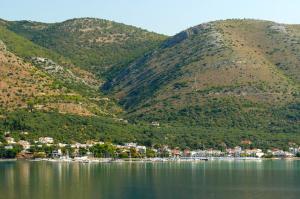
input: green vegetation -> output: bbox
[0,18,299,150]
[90,143,116,158]
[0,145,22,159]
[146,148,156,158]
[0,110,300,150]
[130,98,300,133]
[0,25,70,65]
[0,23,122,117]
[29,144,58,158]
[103,19,299,139]
[5,18,167,79]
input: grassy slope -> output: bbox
[5,18,167,79]
[103,19,300,131]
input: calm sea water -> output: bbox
[0,160,300,199]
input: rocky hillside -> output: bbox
[4,18,167,79]
[104,19,300,131]
[0,38,121,117]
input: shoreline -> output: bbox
[1,157,300,163]
[0,159,17,162]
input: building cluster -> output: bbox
[1,134,149,159]
[1,132,300,159]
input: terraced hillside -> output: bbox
[4,18,167,79]
[104,19,300,131]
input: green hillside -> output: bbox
[0,23,70,65]
[0,23,122,118]
[103,19,300,132]
[4,18,167,79]
[1,109,299,150]
[0,18,299,149]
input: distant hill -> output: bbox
[4,18,167,79]
[103,19,300,132]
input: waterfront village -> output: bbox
[1,132,300,162]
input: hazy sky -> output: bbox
[1,0,300,35]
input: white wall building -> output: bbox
[5,137,16,144]
[136,146,147,154]
[18,140,31,150]
[125,143,137,148]
[39,137,54,144]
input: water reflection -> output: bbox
[0,160,300,199]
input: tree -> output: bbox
[119,151,129,159]
[90,143,116,158]
[27,100,35,112]
[45,146,54,157]
[62,145,75,157]
[129,148,139,158]
[79,147,88,156]
[0,145,22,159]
[146,148,156,158]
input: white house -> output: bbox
[256,152,265,158]
[5,137,16,144]
[39,137,54,144]
[234,146,242,153]
[136,146,147,154]
[71,143,87,149]
[125,143,137,148]
[151,122,160,127]
[18,140,31,150]
[289,147,299,155]
[4,132,10,136]
[58,143,67,148]
[4,145,13,150]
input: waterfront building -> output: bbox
[18,140,31,150]
[256,152,265,158]
[183,149,191,157]
[136,146,147,154]
[289,147,299,155]
[52,150,63,158]
[171,148,181,158]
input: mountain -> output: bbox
[103,19,300,132]
[0,18,299,149]
[3,18,167,79]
